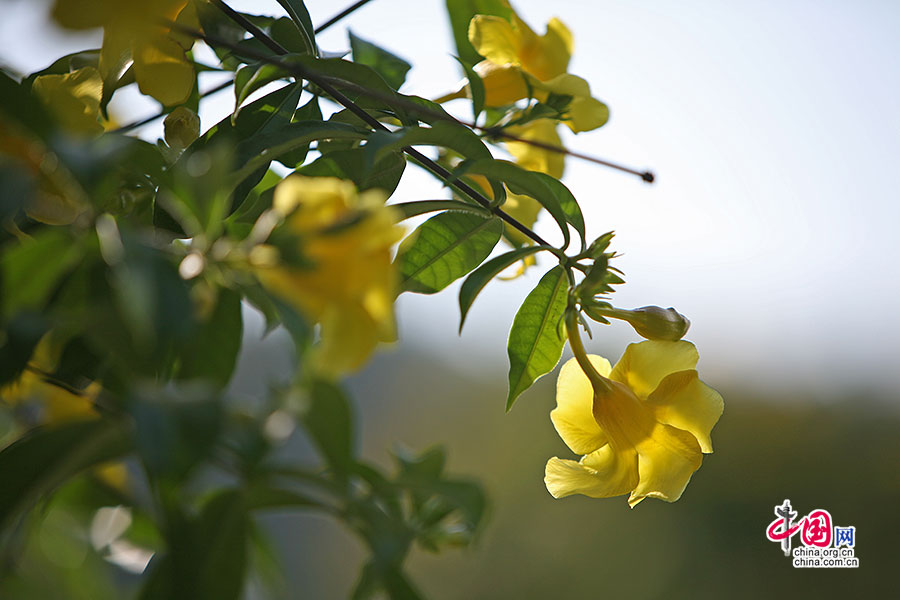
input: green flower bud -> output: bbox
[164,106,200,151]
[620,306,691,341]
[585,305,691,341]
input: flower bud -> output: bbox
[620,306,691,341]
[164,106,200,151]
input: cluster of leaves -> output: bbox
[0,0,662,598]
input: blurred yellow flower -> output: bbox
[32,66,104,136]
[256,177,404,376]
[1,340,98,423]
[2,340,128,491]
[545,341,724,507]
[468,3,609,132]
[51,0,196,106]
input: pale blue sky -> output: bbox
[2,0,898,394]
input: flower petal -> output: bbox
[474,61,529,106]
[566,95,610,133]
[505,119,565,179]
[545,445,637,499]
[551,356,611,454]
[132,36,194,106]
[610,340,700,400]
[315,302,379,376]
[645,370,724,453]
[469,15,522,68]
[629,422,702,507]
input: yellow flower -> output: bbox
[256,177,404,376]
[544,341,724,507]
[1,339,98,423]
[32,66,104,136]
[468,3,609,132]
[2,339,129,491]
[51,0,196,106]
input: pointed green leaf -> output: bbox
[274,0,317,55]
[458,245,547,332]
[302,379,354,476]
[396,212,503,294]
[178,289,243,387]
[233,120,369,182]
[451,56,485,122]
[532,172,586,251]
[390,200,489,221]
[454,159,574,249]
[506,266,569,410]
[349,30,412,90]
[233,62,289,121]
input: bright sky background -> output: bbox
[2,0,899,395]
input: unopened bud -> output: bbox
[621,306,690,341]
[587,305,691,341]
[164,106,200,151]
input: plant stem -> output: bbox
[315,0,378,33]
[564,307,613,395]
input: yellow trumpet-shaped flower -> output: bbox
[545,340,724,507]
[467,3,609,132]
[256,176,404,376]
[51,0,196,106]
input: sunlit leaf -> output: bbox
[458,245,547,332]
[506,265,569,410]
[350,30,412,90]
[396,212,503,294]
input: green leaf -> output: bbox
[233,62,289,121]
[349,30,412,91]
[297,148,407,195]
[444,0,513,64]
[0,419,133,531]
[452,56,485,122]
[532,172,586,251]
[189,490,249,600]
[458,246,547,332]
[274,0,317,55]
[454,158,575,249]
[364,121,495,171]
[129,387,223,482]
[141,490,249,600]
[301,380,354,476]
[232,120,370,183]
[390,200,489,221]
[178,289,243,388]
[1,229,83,318]
[396,212,503,294]
[506,265,569,410]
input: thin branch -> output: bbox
[210,0,288,55]
[315,0,378,33]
